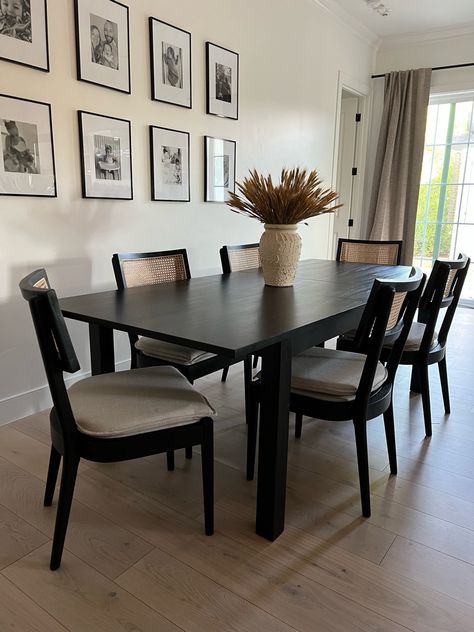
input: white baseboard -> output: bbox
[0,359,130,427]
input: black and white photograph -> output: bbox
[150,125,190,202]
[0,0,49,71]
[206,42,239,119]
[75,0,130,94]
[0,93,56,196]
[204,135,235,202]
[150,17,191,109]
[78,110,132,199]
[90,13,119,70]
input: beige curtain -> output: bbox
[368,68,432,264]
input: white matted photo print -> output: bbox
[150,126,190,202]
[0,0,49,71]
[78,110,132,199]
[149,17,191,109]
[0,94,56,197]
[206,42,239,120]
[205,136,235,203]
[74,0,130,94]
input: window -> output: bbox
[414,93,474,304]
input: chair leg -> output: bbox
[44,445,61,507]
[200,419,214,536]
[383,403,397,475]
[295,413,303,438]
[438,357,451,415]
[185,446,193,459]
[419,365,432,437]
[353,418,371,518]
[410,365,422,393]
[166,451,175,471]
[50,454,79,570]
[252,355,258,369]
[221,367,229,382]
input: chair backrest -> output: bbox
[337,238,403,266]
[220,243,261,274]
[417,253,470,353]
[351,267,425,408]
[19,269,79,434]
[112,249,191,290]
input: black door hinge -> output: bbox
[352,167,358,176]
[348,219,354,227]
[355,113,361,122]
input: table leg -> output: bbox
[89,324,115,375]
[256,339,292,540]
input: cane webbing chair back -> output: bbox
[220,244,261,274]
[337,239,403,266]
[418,253,470,352]
[112,250,191,290]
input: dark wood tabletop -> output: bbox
[60,258,410,541]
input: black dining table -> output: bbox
[60,258,409,541]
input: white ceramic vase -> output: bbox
[259,223,302,287]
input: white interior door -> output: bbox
[333,94,359,246]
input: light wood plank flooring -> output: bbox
[1,307,473,631]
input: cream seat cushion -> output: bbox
[135,337,215,365]
[68,366,215,438]
[291,347,387,401]
[385,321,438,352]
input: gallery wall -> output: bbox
[0,0,375,423]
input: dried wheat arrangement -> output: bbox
[227,168,342,224]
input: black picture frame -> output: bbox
[0,0,50,72]
[0,93,57,197]
[150,125,190,202]
[204,136,236,203]
[149,17,192,109]
[74,0,131,94]
[206,42,239,120]
[78,110,133,200]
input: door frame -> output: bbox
[328,71,370,259]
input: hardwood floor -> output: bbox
[1,307,473,631]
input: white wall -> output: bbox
[362,27,474,237]
[0,0,375,423]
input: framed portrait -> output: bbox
[0,93,56,197]
[149,17,191,109]
[150,126,190,202]
[74,0,130,94]
[206,42,239,120]
[204,136,236,203]
[0,0,49,71]
[78,110,132,200]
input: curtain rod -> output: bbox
[371,62,474,79]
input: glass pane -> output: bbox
[446,144,468,184]
[420,223,436,260]
[427,185,463,223]
[424,105,438,145]
[464,146,474,184]
[420,147,434,184]
[434,103,452,144]
[437,223,456,259]
[458,184,474,224]
[453,101,473,143]
[416,184,430,221]
[429,147,446,182]
[413,222,426,258]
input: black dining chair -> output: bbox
[219,243,261,383]
[337,238,403,266]
[246,268,425,517]
[112,249,234,381]
[20,269,215,570]
[384,253,470,436]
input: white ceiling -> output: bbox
[323,0,474,38]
